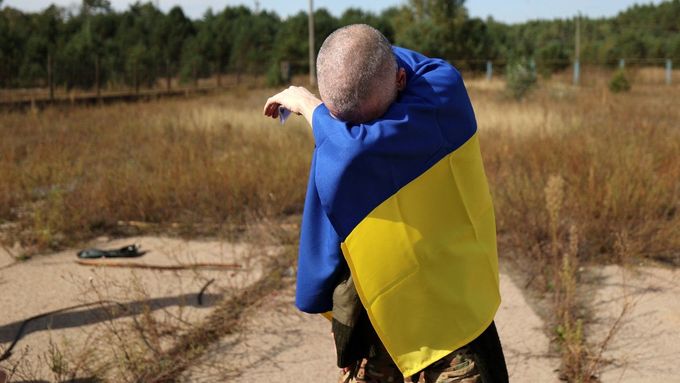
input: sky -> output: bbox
[2,0,667,23]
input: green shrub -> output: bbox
[266,62,284,87]
[506,60,537,100]
[609,69,631,93]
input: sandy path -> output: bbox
[5,238,677,383]
[0,236,271,380]
[587,265,680,383]
[182,269,561,382]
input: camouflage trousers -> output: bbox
[339,344,480,383]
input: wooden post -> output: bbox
[486,60,492,81]
[666,59,672,85]
[47,52,54,101]
[166,61,172,91]
[573,13,580,86]
[216,62,222,88]
[134,62,140,94]
[95,55,101,100]
[573,60,580,85]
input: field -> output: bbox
[0,76,678,381]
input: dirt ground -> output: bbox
[2,239,679,382]
[181,270,561,382]
[0,236,271,381]
[586,265,680,383]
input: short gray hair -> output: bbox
[316,24,397,123]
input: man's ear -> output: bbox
[396,68,407,92]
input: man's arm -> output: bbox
[263,86,322,127]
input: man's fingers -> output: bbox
[263,86,320,127]
[263,98,275,115]
[263,99,281,118]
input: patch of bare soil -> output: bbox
[587,265,680,383]
[182,269,561,383]
[0,236,272,381]
[7,239,675,383]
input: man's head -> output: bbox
[317,24,405,124]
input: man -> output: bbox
[263,24,507,383]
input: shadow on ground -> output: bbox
[0,292,220,344]
[13,379,100,383]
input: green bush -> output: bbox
[266,62,284,87]
[506,60,537,100]
[609,69,631,93]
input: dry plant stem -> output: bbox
[0,243,15,258]
[587,297,632,378]
[135,254,293,382]
[131,310,162,359]
[91,285,136,379]
[75,259,241,270]
[585,230,636,377]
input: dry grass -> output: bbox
[0,88,311,253]
[1,75,678,381]
[470,80,680,269]
[1,220,299,382]
[467,78,679,381]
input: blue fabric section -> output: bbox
[296,150,344,313]
[296,46,478,313]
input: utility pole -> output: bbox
[308,0,316,86]
[47,52,54,101]
[573,12,581,86]
[95,55,101,100]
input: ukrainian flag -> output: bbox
[297,47,500,377]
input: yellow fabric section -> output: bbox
[341,132,500,377]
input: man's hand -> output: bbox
[263,86,322,126]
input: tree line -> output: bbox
[0,0,678,90]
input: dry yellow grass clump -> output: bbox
[469,80,679,269]
[0,88,311,252]
[467,78,679,381]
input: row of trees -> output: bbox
[0,0,678,90]
[495,1,680,73]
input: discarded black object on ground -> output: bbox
[77,244,146,259]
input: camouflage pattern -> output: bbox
[339,349,404,383]
[421,347,480,383]
[339,346,481,383]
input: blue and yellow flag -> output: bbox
[297,47,500,376]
